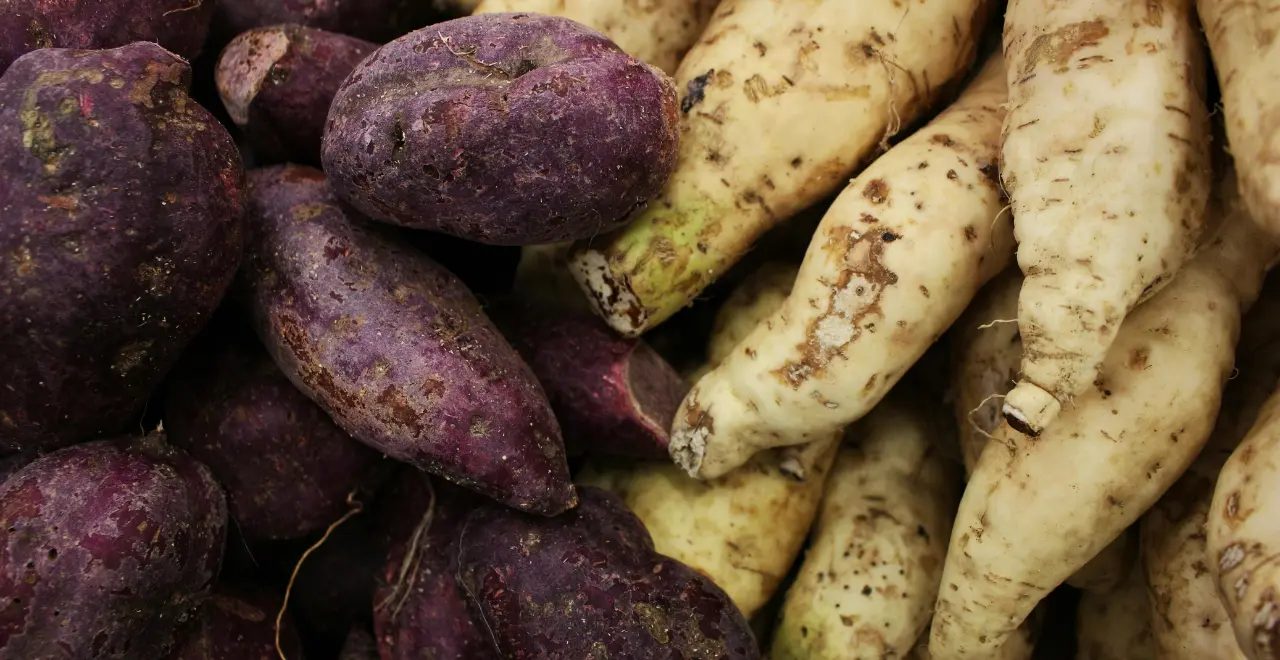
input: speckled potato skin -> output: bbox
[494,304,688,458]
[0,44,246,453]
[172,585,304,660]
[0,0,215,73]
[241,165,575,515]
[321,13,680,245]
[216,25,376,165]
[212,0,438,44]
[457,487,760,660]
[165,333,384,541]
[373,472,495,660]
[0,435,228,659]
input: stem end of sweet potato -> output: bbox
[569,246,648,337]
[1002,381,1060,437]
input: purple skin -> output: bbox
[164,332,385,541]
[216,25,376,166]
[321,13,681,246]
[457,487,761,660]
[241,164,575,516]
[373,471,495,660]
[212,0,439,44]
[0,0,216,73]
[170,585,304,660]
[0,44,246,453]
[339,627,377,660]
[0,435,228,659]
[495,304,688,459]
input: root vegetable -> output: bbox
[928,171,1277,659]
[998,0,1213,436]
[667,54,1012,479]
[568,0,991,337]
[706,263,799,367]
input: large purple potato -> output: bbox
[0,435,228,659]
[373,472,495,660]
[212,0,439,44]
[0,0,215,73]
[322,13,680,246]
[216,24,376,165]
[171,584,304,660]
[165,331,385,541]
[241,164,575,515]
[457,487,760,659]
[0,44,246,453]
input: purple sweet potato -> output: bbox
[321,13,680,246]
[165,331,385,541]
[212,0,439,44]
[216,24,376,165]
[0,434,228,658]
[0,44,246,453]
[373,471,495,660]
[457,486,761,659]
[494,304,688,458]
[0,0,216,73]
[171,584,304,660]
[241,164,574,515]
[339,627,377,660]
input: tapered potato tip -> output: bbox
[1002,381,1061,437]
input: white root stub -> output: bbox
[1001,381,1061,437]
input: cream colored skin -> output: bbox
[999,0,1212,436]
[668,55,1013,480]
[928,180,1277,659]
[909,617,1039,660]
[568,0,990,337]
[771,393,961,660]
[1075,557,1156,660]
[472,0,718,75]
[1197,0,1280,239]
[949,268,1022,476]
[1067,531,1134,594]
[577,263,839,618]
[707,262,799,366]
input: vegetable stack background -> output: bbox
[2,0,1280,659]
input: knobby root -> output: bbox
[977,318,1018,330]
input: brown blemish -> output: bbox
[1020,21,1111,76]
[863,179,888,204]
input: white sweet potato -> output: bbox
[1197,0,1280,238]
[770,391,962,660]
[998,0,1213,436]
[928,173,1277,659]
[707,262,799,366]
[667,54,1013,479]
[1075,557,1156,660]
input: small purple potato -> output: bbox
[373,471,495,660]
[165,331,385,541]
[242,164,573,514]
[457,487,761,659]
[339,627,378,660]
[495,304,687,458]
[172,584,304,660]
[0,0,215,73]
[0,434,228,658]
[0,44,246,453]
[216,25,376,165]
[321,13,680,245]
[212,0,439,44]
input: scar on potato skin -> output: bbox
[1020,21,1111,77]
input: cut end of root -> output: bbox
[1002,382,1061,437]
[568,247,648,337]
[216,27,291,126]
[669,426,708,478]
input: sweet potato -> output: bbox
[0,434,228,658]
[212,0,438,43]
[241,164,574,515]
[706,263,799,367]
[0,0,215,73]
[373,472,495,660]
[771,391,961,660]
[568,0,991,337]
[456,486,760,659]
[472,0,720,74]
[1074,559,1156,660]
[949,269,1022,476]
[999,0,1213,436]
[216,25,376,166]
[322,13,680,246]
[494,305,687,459]
[164,330,385,541]
[928,172,1277,659]
[0,43,246,453]
[172,585,304,660]
[1197,0,1280,239]
[668,54,1012,479]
